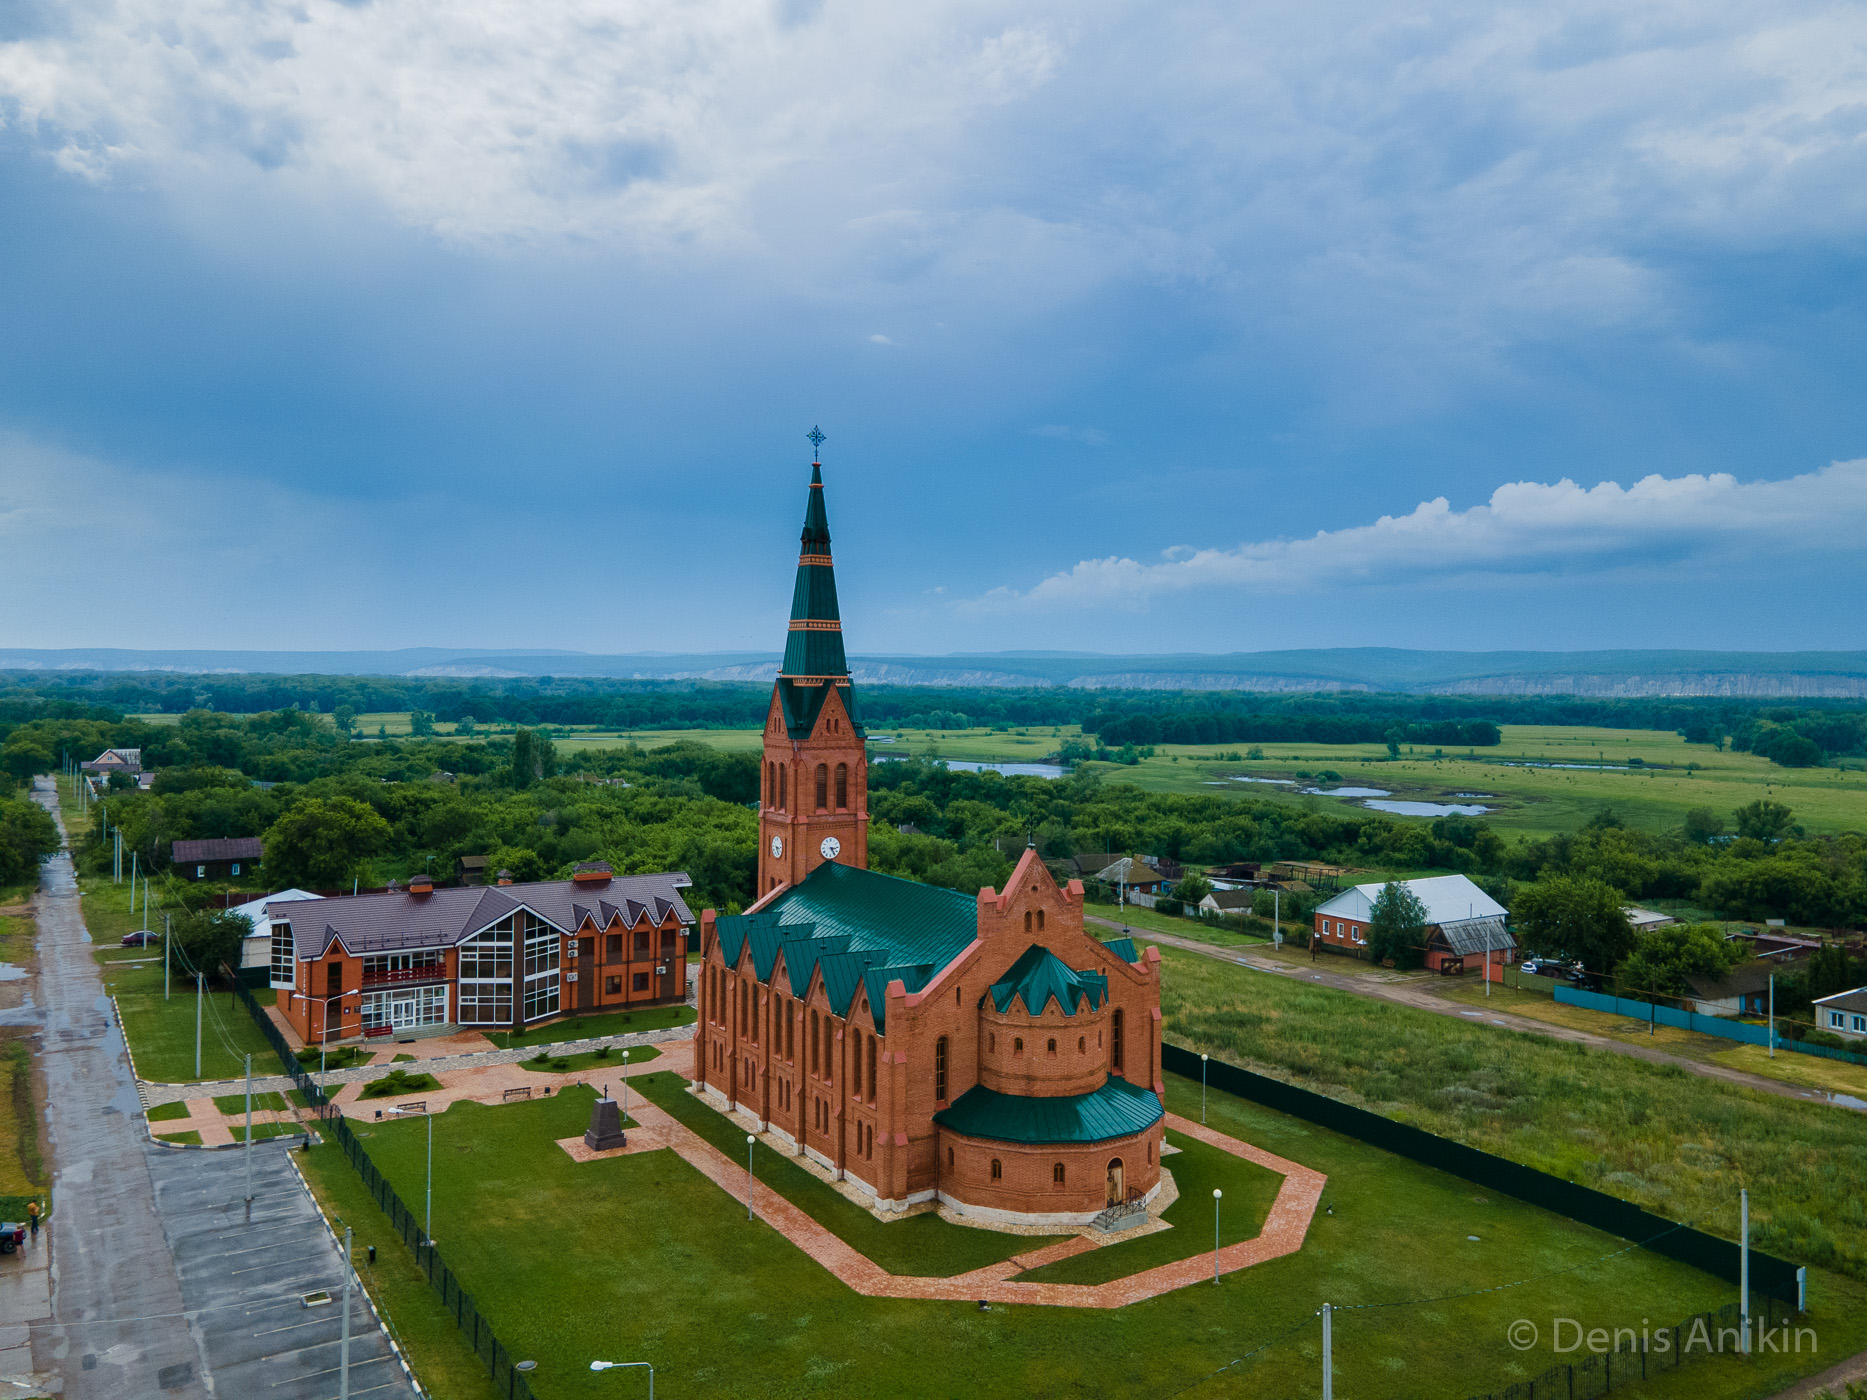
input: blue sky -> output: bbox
[3,0,1866,656]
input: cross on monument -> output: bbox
[807,425,826,458]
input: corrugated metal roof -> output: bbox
[987,944,1107,1017]
[1314,873,1505,926]
[1101,937,1139,964]
[173,837,264,863]
[934,1075,1163,1145]
[1434,916,1515,957]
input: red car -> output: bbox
[0,1224,25,1254]
[121,931,160,948]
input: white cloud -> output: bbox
[1029,424,1108,446]
[967,458,1867,612]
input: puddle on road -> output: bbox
[0,964,28,982]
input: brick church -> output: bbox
[696,456,1167,1226]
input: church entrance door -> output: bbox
[1106,1158,1124,1208]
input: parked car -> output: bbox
[0,1224,25,1254]
[121,931,160,948]
[1520,958,1567,976]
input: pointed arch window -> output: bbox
[935,1035,948,1102]
[815,764,829,811]
[1112,1008,1125,1072]
[779,765,787,811]
[834,763,848,810]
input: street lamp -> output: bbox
[746,1134,757,1221]
[391,1105,434,1246]
[621,1049,630,1124]
[1212,1189,1222,1284]
[590,1360,654,1398]
[1200,1053,1208,1124]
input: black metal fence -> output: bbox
[231,982,539,1400]
[1461,1298,1804,1400]
[1161,1043,1803,1306]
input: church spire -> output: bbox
[781,440,848,679]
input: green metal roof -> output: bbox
[781,463,852,681]
[933,1075,1164,1146]
[775,677,863,742]
[987,944,1108,1017]
[1102,937,1139,964]
[719,863,979,1032]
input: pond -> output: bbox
[1363,799,1493,816]
[874,757,1066,779]
[1302,786,1392,798]
[1228,776,1297,785]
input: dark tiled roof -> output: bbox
[1686,962,1776,1001]
[1204,890,1256,911]
[271,872,693,961]
[934,1075,1163,1145]
[173,837,264,863]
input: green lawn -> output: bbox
[331,1073,1866,1400]
[1151,942,1867,1280]
[155,1131,202,1145]
[101,960,287,1083]
[1086,900,1269,947]
[516,1045,661,1076]
[632,1072,1061,1276]
[145,1101,190,1123]
[1014,1128,1281,1285]
[230,1121,299,1142]
[213,1091,289,1114]
[486,1003,696,1050]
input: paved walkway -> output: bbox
[138,1021,695,1108]
[1092,915,1864,1111]
[559,1070,1326,1309]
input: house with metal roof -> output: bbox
[696,455,1167,1229]
[172,836,264,882]
[1814,987,1867,1041]
[1312,873,1514,978]
[265,862,693,1043]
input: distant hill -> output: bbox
[5,646,1867,697]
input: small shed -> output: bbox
[1684,963,1775,1018]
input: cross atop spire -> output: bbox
[807,425,826,459]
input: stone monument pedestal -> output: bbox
[584,1095,627,1152]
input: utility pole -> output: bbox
[340,1226,354,1400]
[1321,1303,1334,1400]
[195,972,204,1080]
[164,915,171,1001]
[1740,1189,1750,1355]
[746,1135,756,1221]
[1212,1188,1222,1283]
[129,851,137,913]
[243,1055,254,1203]
[1768,976,1775,1058]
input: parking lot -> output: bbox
[147,1143,418,1400]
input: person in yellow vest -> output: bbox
[26,1200,39,1237]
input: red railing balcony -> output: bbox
[361,965,445,987]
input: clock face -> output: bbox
[770,835,784,858]
[819,836,842,861]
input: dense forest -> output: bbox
[3,673,1866,766]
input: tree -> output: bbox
[1683,807,1727,844]
[410,711,436,737]
[1366,882,1429,969]
[166,909,252,981]
[510,728,556,788]
[333,705,356,735]
[0,796,60,889]
[1616,923,1745,999]
[1806,944,1861,1001]
[456,715,477,736]
[1174,873,1212,907]
[1512,875,1635,973]
[1734,799,1799,843]
[262,797,392,888]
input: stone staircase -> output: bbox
[1089,1198,1149,1233]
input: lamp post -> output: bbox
[1212,1189,1222,1283]
[392,1105,434,1246]
[1321,1302,1333,1400]
[621,1050,630,1124]
[1200,1053,1208,1124]
[746,1134,756,1221]
[590,1360,654,1398]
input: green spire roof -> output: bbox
[781,462,849,679]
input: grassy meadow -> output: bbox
[293,1076,1867,1400]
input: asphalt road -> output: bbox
[1090,913,1865,1112]
[26,778,416,1399]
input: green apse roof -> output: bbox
[716,862,977,1032]
[934,1075,1164,1146]
[1101,937,1139,964]
[780,463,850,680]
[988,944,1109,1017]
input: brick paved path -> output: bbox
[559,1084,1325,1309]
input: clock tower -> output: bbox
[756,442,870,897]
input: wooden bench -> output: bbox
[396,1101,427,1114]
[502,1087,533,1102]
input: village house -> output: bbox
[81,747,142,778]
[1311,873,1514,978]
[696,460,1167,1227]
[1814,988,1867,1041]
[1197,889,1257,917]
[1685,962,1776,1019]
[267,862,692,1042]
[231,887,322,973]
[172,836,265,882]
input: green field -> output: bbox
[1150,943,1867,1278]
[301,1075,1863,1400]
[101,958,287,1083]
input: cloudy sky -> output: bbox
[3,0,1866,656]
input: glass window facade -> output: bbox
[270,923,295,989]
[361,985,449,1031]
